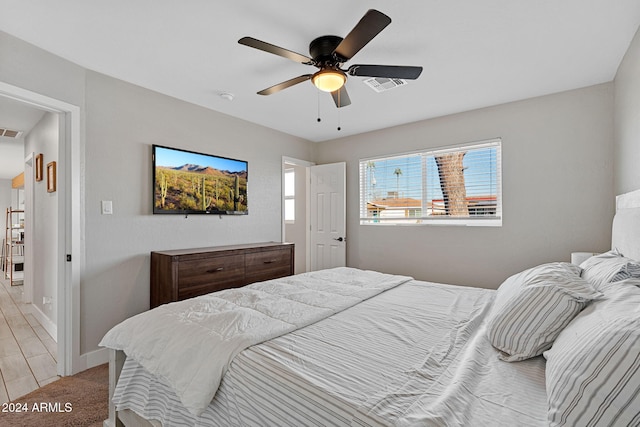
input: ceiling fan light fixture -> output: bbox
[312,68,346,92]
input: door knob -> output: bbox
[334,237,345,242]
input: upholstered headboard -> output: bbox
[612,189,640,262]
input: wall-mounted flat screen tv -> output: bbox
[153,144,248,215]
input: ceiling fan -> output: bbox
[238,9,423,108]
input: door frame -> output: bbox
[282,156,314,273]
[23,152,34,304]
[0,81,82,376]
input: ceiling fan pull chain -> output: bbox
[337,91,342,131]
[317,89,322,122]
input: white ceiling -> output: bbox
[0,97,45,179]
[0,1,639,143]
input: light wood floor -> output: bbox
[0,277,58,404]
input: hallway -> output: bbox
[0,276,58,403]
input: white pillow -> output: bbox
[580,250,640,290]
[544,283,640,426]
[486,262,601,362]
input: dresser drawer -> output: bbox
[177,255,244,299]
[245,248,292,283]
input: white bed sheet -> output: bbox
[113,280,548,427]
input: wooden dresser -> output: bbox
[150,242,294,308]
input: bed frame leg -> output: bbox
[104,349,125,427]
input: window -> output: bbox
[284,168,295,223]
[359,139,502,226]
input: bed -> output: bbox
[101,189,640,427]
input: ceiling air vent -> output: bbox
[363,77,408,93]
[0,128,23,138]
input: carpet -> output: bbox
[0,364,108,427]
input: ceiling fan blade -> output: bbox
[333,9,391,61]
[238,37,313,64]
[257,74,312,95]
[348,64,423,80]
[331,86,351,108]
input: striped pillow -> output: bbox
[545,312,640,426]
[486,263,601,362]
[610,262,640,282]
[580,250,640,290]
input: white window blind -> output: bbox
[359,139,502,226]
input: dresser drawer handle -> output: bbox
[263,260,276,264]
[206,267,224,273]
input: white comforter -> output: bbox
[99,267,412,416]
[112,279,549,427]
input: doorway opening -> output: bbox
[282,157,314,274]
[0,81,82,382]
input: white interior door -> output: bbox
[309,162,346,270]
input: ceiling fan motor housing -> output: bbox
[309,35,344,64]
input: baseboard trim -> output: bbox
[31,304,57,341]
[82,347,109,369]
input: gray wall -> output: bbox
[24,112,59,325]
[0,31,86,107]
[316,84,615,288]
[0,179,12,213]
[614,26,640,195]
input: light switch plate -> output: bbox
[101,200,113,215]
